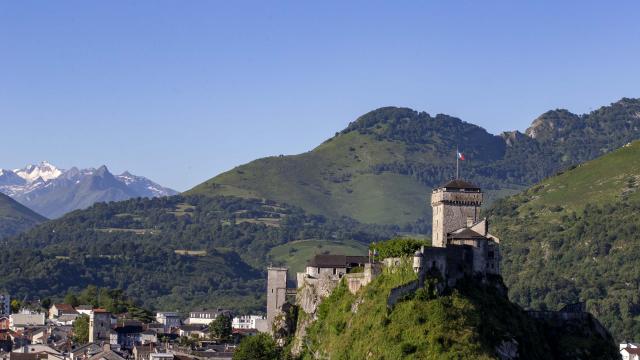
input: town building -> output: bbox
[186,309,230,325]
[9,312,45,330]
[621,343,640,360]
[89,309,112,343]
[155,312,181,329]
[48,304,78,320]
[231,315,265,330]
[75,305,93,316]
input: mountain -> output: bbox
[298,261,618,359]
[488,140,640,341]
[189,98,640,226]
[0,194,392,311]
[0,192,46,239]
[0,162,178,218]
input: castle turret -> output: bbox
[431,179,482,247]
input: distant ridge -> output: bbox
[0,162,178,218]
[0,192,46,239]
[189,98,640,226]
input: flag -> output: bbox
[457,151,465,161]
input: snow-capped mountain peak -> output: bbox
[14,161,63,183]
[0,162,178,218]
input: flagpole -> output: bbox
[456,147,459,179]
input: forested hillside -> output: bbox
[0,195,393,312]
[489,140,640,341]
[0,192,46,239]
[190,98,640,226]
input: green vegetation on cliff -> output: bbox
[190,98,640,226]
[0,192,46,239]
[489,140,640,341]
[301,261,617,359]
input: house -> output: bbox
[9,313,45,330]
[140,330,157,345]
[303,255,368,279]
[87,344,126,360]
[621,343,640,360]
[29,328,47,345]
[75,306,93,316]
[231,315,265,330]
[186,310,231,325]
[110,322,144,349]
[132,344,155,360]
[70,343,103,360]
[89,310,111,343]
[155,313,180,329]
[48,305,78,320]
[178,325,208,339]
[149,353,173,360]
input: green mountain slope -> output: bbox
[0,195,393,311]
[488,140,640,340]
[299,262,617,359]
[189,98,640,226]
[0,192,46,239]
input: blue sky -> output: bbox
[1,1,639,191]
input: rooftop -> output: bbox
[440,179,481,191]
[307,254,369,268]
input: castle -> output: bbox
[414,179,500,286]
[266,179,501,334]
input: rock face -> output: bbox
[291,273,340,356]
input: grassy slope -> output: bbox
[0,193,46,238]
[489,140,640,340]
[268,239,368,278]
[190,131,432,225]
[301,261,617,359]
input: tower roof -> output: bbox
[440,179,480,191]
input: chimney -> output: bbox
[103,343,111,351]
[466,217,474,227]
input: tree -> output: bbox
[73,314,90,344]
[233,333,279,360]
[41,298,52,310]
[10,299,20,313]
[209,314,232,340]
[64,293,79,307]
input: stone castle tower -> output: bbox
[266,267,289,334]
[431,179,483,247]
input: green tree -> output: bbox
[233,333,279,360]
[41,298,52,310]
[209,314,232,340]
[64,293,79,307]
[10,299,20,313]
[73,314,90,344]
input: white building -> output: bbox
[155,312,181,328]
[9,312,45,330]
[0,295,9,315]
[621,343,640,360]
[75,305,94,316]
[186,309,230,325]
[232,315,266,330]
